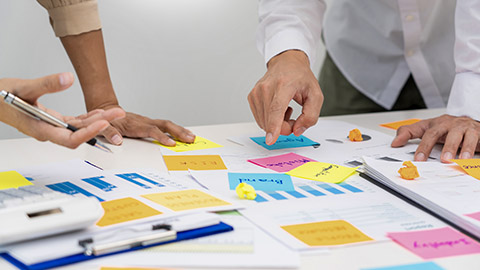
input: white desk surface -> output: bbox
[1,108,480,270]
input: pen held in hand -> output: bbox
[0,90,112,153]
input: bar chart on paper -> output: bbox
[253,177,376,203]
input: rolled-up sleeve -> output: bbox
[37,0,101,37]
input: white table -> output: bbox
[1,108,480,270]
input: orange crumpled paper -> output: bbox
[398,161,419,180]
[349,128,363,142]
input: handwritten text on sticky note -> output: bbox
[96,197,162,227]
[154,136,223,152]
[250,134,319,150]
[142,189,231,211]
[0,171,32,190]
[451,159,480,180]
[248,153,316,173]
[286,162,357,183]
[228,172,295,192]
[163,155,227,171]
[281,220,373,246]
[387,227,480,259]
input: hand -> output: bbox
[248,50,323,145]
[0,73,125,148]
[96,109,196,146]
[391,114,480,163]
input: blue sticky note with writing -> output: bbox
[361,261,444,270]
[228,172,295,191]
[250,134,319,150]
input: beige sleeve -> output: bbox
[37,0,101,37]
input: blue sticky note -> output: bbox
[361,262,444,270]
[228,173,295,192]
[250,134,319,150]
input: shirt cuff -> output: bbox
[46,1,101,37]
[446,72,480,121]
[262,29,317,71]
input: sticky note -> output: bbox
[142,189,231,211]
[163,155,227,171]
[0,171,32,190]
[466,212,480,222]
[154,136,223,152]
[228,172,295,191]
[451,159,480,180]
[387,227,480,259]
[286,162,357,183]
[250,134,319,150]
[248,152,316,173]
[380,119,421,130]
[96,197,162,227]
[361,261,445,270]
[281,220,373,246]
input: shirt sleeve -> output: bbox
[37,0,101,37]
[447,0,480,120]
[256,0,326,70]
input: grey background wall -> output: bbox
[0,0,325,140]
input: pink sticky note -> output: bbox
[466,212,480,222]
[387,227,480,259]
[248,153,316,173]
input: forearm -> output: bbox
[60,30,119,111]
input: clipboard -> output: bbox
[1,214,233,270]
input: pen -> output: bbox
[0,90,112,153]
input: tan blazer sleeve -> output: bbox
[37,0,101,37]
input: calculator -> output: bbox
[0,185,103,245]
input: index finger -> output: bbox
[265,87,295,145]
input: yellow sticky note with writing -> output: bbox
[96,197,162,227]
[154,136,223,152]
[281,220,373,246]
[142,189,231,212]
[286,162,357,183]
[0,171,32,190]
[451,159,480,180]
[163,155,227,171]
[380,118,421,130]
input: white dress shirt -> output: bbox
[257,0,480,121]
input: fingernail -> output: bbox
[295,127,307,136]
[186,134,195,141]
[442,152,453,161]
[111,134,123,145]
[415,152,425,161]
[460,152,472,159]
[166,138,176,145]
[59,72,72,87]
[266,133,273,145]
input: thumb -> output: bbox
[20,72,74,104]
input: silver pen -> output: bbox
[0,90,112,153]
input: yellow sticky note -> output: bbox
[380,118,421,130]
[451,159,480,180]
[142,189,231,212]
[281,220,373,246]
[163,155,227,171]
[0,171,32,190]
[286,162,357,183]
[96,197,162,227]
[154,136,223,152]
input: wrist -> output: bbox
[267,50,310,69]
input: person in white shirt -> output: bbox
[249,0,480,163]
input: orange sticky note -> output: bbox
[281,220,373,246]
[0,171,32,190]
[398,161,420,180]
[96,197,162,227]
[380,119,421,130]
[348,128,363,142]
[163,155,227,171]
[142,189,231,212]
[451,159,480,180]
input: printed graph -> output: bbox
[46,181,104,202]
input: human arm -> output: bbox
[391,0,480,163]
[37,0,195,146]
[0,73,125,148]
[249,0,326,145]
